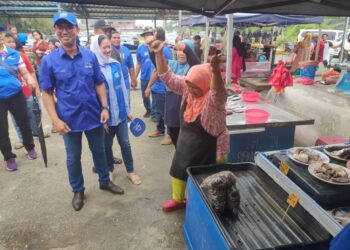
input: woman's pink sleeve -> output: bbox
[208,83,228,108]
[159,69,187,96]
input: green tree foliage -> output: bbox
[276,16,346,47]
[0,17,53,34]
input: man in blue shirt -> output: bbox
[136,27,155,118]
[145,27,173,140]
[110,30,137,99]
[41,12,124,211]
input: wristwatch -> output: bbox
[102,105,109,111]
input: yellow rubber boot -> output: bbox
[171,177,187,203]
[216,155,227,165]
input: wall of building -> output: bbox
[264,84,350,146]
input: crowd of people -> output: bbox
[0,11,228,212]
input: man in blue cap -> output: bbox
[41,12,124,211]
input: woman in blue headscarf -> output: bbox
[165,42,200,146]
[91,35,141,185]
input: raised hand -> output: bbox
[150,40,166,53]
[210,54,221,73]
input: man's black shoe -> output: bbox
[100,182,124,195]
[72,191,84,211]
[143,111,151,118]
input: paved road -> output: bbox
[0,89,186,250]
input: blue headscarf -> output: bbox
[168,60,189,76]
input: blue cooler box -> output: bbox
[183,163,330,250]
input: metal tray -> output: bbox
[269,151,350,209]
[187,163,330,250]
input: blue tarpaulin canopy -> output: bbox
[181,13,324,27]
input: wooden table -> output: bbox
[239,77,272,92]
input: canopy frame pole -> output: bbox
[315,24,322,62]
[258,34,262,60]
[340,17,350,63]
[85,18,90,44]
[204,17,210,63]
[270,26,276,70]
[212,0,237,17]
[178,10,182,37]
[225,14,234,86]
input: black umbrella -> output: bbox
[32,92,48,167]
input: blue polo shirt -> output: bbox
[115,45,134,90]
[40,46,105,132]
[151,44,172,94]
[136,44,153,81]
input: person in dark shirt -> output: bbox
[193,35,202,59]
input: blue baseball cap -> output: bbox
[53,11,78,26]
[18,33,28,43]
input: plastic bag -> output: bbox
[227,186,240,216]
[296,77,315,85]
[269,60,293,93]
[322,69,340,81]
[300,65,316,81]
[200,171,236,189]
[326,75,341,85]
[200,171,240,214]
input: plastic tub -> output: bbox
[242,91,260,102]
[245,108,270,124]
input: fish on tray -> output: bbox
[333,148,350,160]
[292,148,322,164]
[313,163,350,183]
[326,145,350,160]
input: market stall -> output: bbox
[225,93,314,162]
[5,1,350,250]
[181,13,323,81]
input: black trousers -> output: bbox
[0,91,34,161]
[168,126,180,148]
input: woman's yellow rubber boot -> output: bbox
[162,177,187,212]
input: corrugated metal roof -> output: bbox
[12,0,350,17]
[0,1,193,19]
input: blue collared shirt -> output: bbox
[151,44,172,94]
[136,44,154,81]
[115,45,134,90]
[40,46,105,132]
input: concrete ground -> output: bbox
[0,89,186,250]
